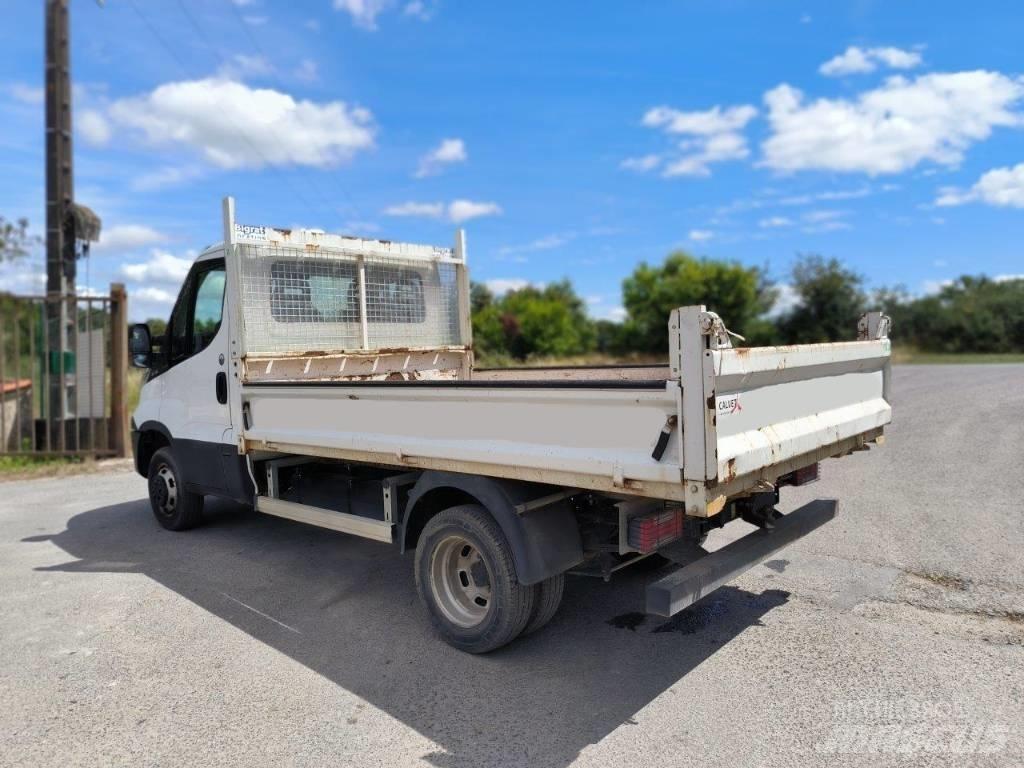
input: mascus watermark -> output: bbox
[814,699,1009,755]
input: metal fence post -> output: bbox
[109,283,128,458]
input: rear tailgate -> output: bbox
[671,307,891,516]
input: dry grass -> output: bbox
[0,455,133,483]
[890,348,1024,365]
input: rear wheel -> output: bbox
[148,447,204,531]
[414,504,535,653]
[521,573,565,637]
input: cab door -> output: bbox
[157,255,233,493]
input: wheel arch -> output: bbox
[134,420,172,478]
[400,471,584,586]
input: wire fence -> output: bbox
[0,287,127,457]
[237,243,464,357]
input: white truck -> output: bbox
[128,198,892,652]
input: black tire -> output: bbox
[148,447,204,531]
[414,504,535,653]
[521,573,565,637]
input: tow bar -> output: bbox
[645,498,838,617]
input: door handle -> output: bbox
[215,371,228,404]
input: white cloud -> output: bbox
[382,200,501,223]
[77,109,111,146]
[620,154,661,172]
[485,278,530,295]
[217,54,273,80]
[634,104,757,177]
[0,263,46,293]
[759,216,793,228]
[107,78,375,169]
[230,0,255,6]
[415,138,467,178]
[820,46,923,77]
[801,209,851,232]
[936,162,1024,208]
[761,72,1024,175]
[293,59,318,83]
[922,278,953,296]
[383,201,445,218]
[767,283,800,318]
[498,232,574,257]
[448,200,502,223]
[130,287,179,323]
[995,273,1024,283]
[780,187,873,205]
[607,306,628,321]
[8,83,43,105]
[120,249,193,283]
[334,0,391,30]
[403,1,432,20]
[688,229,714,242]
[643,104,757,135]
[94,224,169,252]
[802,209,844,223]
[132,165,204,191]
[873,47,924,69]
[665,133,750,177]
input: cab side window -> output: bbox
[161,259,226,373]
[193,267,226,352]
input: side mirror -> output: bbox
[129,323,152,368]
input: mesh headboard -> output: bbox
[235,242,465,357]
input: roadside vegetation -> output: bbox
[467,252,1024,366]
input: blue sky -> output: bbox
[1,0,1023,321]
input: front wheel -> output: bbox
[148,447,204,531]
[414,504,535,653]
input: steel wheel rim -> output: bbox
[429,535,493,628]
[152,463,178,517]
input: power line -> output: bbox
[220,0,367,224]
[125,0,327,217]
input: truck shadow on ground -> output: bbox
[34,497,791,768]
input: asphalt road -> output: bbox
[1,365,1022,768]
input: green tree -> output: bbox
[470,282,494,314]
[778,255,865,343]
[0,216,35,261]
[145,317,168,338]
[470,279,596,362]
[895,276,1024,353]
[620,251,773,353]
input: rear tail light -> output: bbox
[781,462,819,487]
[627,507,684,553]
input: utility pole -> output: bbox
[44,0,99,450]
[45,0,73,450]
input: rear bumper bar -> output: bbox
[645,498,837,617]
